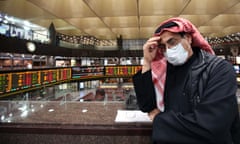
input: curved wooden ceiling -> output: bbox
[0,0,239,40]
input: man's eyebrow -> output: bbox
[159,35,176,45]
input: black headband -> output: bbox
[154,21,178,34]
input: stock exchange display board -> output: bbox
[0,66,141,96]
[71,66,104,79]
[105,65,141,76]
[0,68,71,95]
[0,73,10,94]
[11,71,40,90]
[71,66,141,79]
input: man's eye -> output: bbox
[158,43,165,49]
[169,39,177,45]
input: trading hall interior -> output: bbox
[0,0,240,144]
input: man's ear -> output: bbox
[184,33,192,44]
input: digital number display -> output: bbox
[0,66,141,95]
[0,68,72,95]
[0,74,10,94]
[59,68,71,80]
[105,66,141,76]
[72,66,104,79]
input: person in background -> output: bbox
[95,88,105,101]
[132,17,240,144]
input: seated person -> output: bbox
[95,88,105,101]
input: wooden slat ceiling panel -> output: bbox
[182,0,239,14]
[139,0,191,15]
[85,0,138,17]
[103,16,139,28]
[0,0,239,39]
[29,0,96,18]
[112,27,139,39]
[206,15,240,26]
[0,0,55,19]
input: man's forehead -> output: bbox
[159,31,179,43]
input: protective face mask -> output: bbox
[164,43,188,66]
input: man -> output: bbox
[132,17,240,143]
